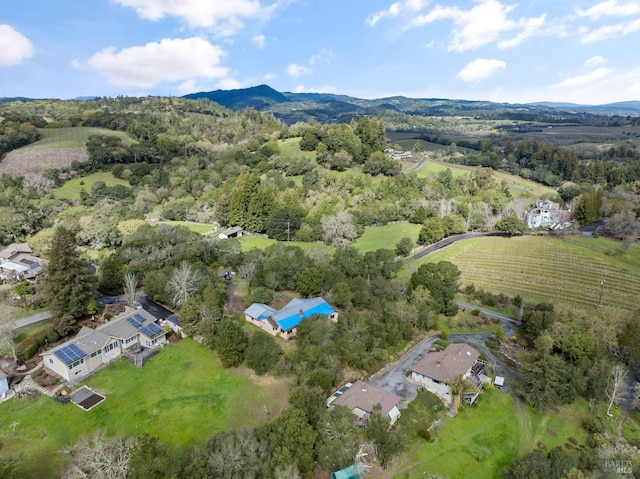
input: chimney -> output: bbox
[436,361,441,367]
[299,309,304,317]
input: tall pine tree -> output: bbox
[40,226,97,318]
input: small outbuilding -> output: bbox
[218,226,244,239]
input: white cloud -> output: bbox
[79,37,230,88]
[456,58,506,82]
[293,85,337,93]
[555,67,612,88]
[412,0,545,52]
[366,0,425,26]
[113,0,274,35]
[262,72,275,81]
[585,55,607,67]
[0,24,34,67]
[309,49,335,65]
[576,0,640,19]
[287,63,312,77]
[216,77,243,89]
[580,17,640,42]
[498,14,546,48]
[252,34,266,48]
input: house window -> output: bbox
[145,340,151,347]
[125,335,137,344]
[90,349,102,358]
[104,342,118,353]
[68,359,84,370]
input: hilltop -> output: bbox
[181,84,640,123]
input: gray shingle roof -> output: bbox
[410,343,480,383]
[42,309,162,358]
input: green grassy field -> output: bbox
[393,389,587,479]
[161,221,215,235]
[352,223,421,253]
[0,339,290,478]
[277,137,317,161]
[419,235,640,311]
[53,172,131,200]
[25,127,137,150]
[417,160,557,198]
[239,235,334,254]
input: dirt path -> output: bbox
[225,280,246,315]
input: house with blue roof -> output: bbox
[41,309,167,382]
[244,297,338,339]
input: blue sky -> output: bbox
[2,0,640,104]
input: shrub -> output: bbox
[46,330,59,343]
[582,416,604,434]
[245,331,281,375]
[16,328,50,363]
[417,429,432,441]
[471,309,481,316]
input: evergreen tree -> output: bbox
[215,319,248,367]
[245,331,281,375]
[40,227,97,318]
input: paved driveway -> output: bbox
[369,335,439,402]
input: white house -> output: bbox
[327,380,401,427]
[409,343,482,405]
[525,200,571,229]
[41,309,167,382]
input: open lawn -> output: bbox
[0,339,290,479]
[417,160,557,198]
[239,235,334,254]
[277,137,317,161]
[161,221,215,235]
[419,235,640,312]
[352,223,421,253]
[53,172,131,200]
[391,389,587,479]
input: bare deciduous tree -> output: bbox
[123,272,139,309]
[64,430,132,479]
[321,212,358,247]
[606,364,628,417]
[166,261,201,308]
[273,463,302,479]
[236,262,257,294]
[0,321,18,363]
[13,382,37,400]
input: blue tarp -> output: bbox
[276,301,336,331]
[332,465,358,479]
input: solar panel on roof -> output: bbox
[127,317,142,328]
[134,313,145,323]
[140,326,153,338]
[20,259,36,266]
[54,344,86,365]
[147,323,162,334]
